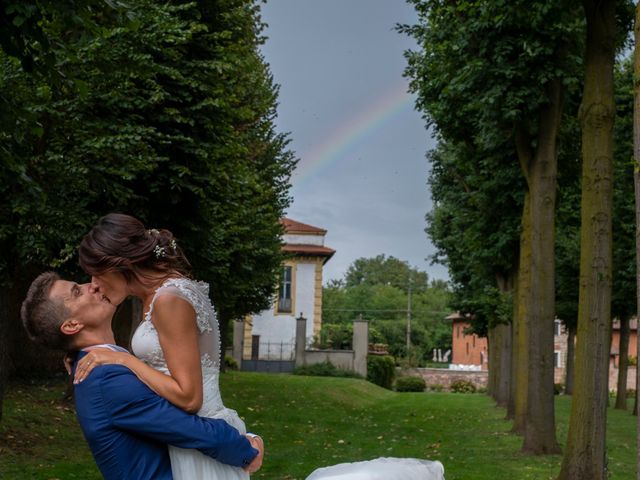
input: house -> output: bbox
[446,312,488,370]
[447,313,569,375]
[609,318,638,391]
[447,312,638,392]
[242,218,335,363]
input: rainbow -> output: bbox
[293,81,415,185]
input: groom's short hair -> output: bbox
[21,272,73,351]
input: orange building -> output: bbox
[611,318,638,368]
[446,312,488,370]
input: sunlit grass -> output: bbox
[0,372,636,479]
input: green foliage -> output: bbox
[428,383,445,392]
[366,355,396,390]
[313,323,353,350]
[224,355,238,371]
[554,383,564,395]
[395,375,426,392]
[0,0,295,418]
[293,362,361,379]
[345,254,429,293]
[450,379,477,394]
[323,259,452,366]
[611,56,637,322]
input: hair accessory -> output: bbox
[170,239,177,253]
[154,245,166,258]
[147,228,160,236]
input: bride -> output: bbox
[74,213,259,479]
[73,213,444,480]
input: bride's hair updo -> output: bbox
[79,213,192,283]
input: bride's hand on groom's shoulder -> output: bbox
[74,348,132,384]
[244,434,264,474]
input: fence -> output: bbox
[240,341,295,373]
[233,317,369,377]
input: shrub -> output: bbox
[554,383,564,395]
[428,383,445,392]
[627,389,636,399]
[367,355,396,389]
[293,361,360,378]
[395,376,426,392]
[224,355,238,371]
[450,379,476,394]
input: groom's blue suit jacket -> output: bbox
[73,351,258,480]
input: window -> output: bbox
[554,351,561,368]
[554,320,562,337]
[277,265,293,313]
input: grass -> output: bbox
[0,372,636,479]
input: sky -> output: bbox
[259,0,448,284]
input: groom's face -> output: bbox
[49,280,115,327]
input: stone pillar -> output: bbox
[233,320,244,368]
[353,318,369,377]
[295,314,307,368]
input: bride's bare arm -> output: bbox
[74,295,204,413]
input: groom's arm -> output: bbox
[95,366,259,469]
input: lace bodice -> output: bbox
[131,278,238,422]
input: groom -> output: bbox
[21,272,264,480]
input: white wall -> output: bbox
[250,260,317,359]
[283,233,324,246]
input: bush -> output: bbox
[367,355,396,389]
[293,361,360,378]
[395,376,426,392]
[554,383,564,395]
[450,379,476,394]
[627,389,636,399]
[428,383,445,392]
[224,355,238,370]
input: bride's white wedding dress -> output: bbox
[306,457,445,480]
[131,278,248,480]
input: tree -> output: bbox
[425,139,521,408]
[633,2,640,468]
[402,0,584,453]
[558,0,619,477]
[344,254,429,293]
[0,0,294,417]
[611,57,636,410]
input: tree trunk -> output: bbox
[0,287,8,422]
[512,191,531,435]
[615,316,630,409]
[564,324,576,395]
[507,265,519,421]
[558,2,616,478]
[494,322,512,408]
[488,326,499,400]
[520,78,562,455]
[492,271,515,408]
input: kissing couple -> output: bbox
[21,213,445,479]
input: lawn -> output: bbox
[0,372,636,479]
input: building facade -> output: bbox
[242,218,334,362]
[447,312,488,370]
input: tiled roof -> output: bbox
[282,243,335,258]
[281,217,327,235]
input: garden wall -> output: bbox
[403,367,488,390]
